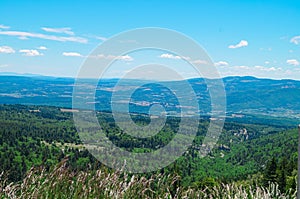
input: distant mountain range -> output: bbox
[0,74,300,120]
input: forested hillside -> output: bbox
[0,104,298,198]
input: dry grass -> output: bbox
[0,159,297,199]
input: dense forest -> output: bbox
[0,104,298,198]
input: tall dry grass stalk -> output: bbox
[0,160,297,199]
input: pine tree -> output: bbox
[263,157,277,187]
[277,157,287,192]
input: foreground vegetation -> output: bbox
[0,159,297,199]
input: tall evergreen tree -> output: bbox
[263,157,277,187]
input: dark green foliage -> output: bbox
[263,157,277,186]
[0,104,298,194]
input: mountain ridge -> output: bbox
[1,75,300,120]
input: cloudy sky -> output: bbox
[0,0,300,80]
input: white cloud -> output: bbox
[228,40,248,49]
[215,61,229,67]
[290,36,300,45]
[159,53,208,65]
[235,65,250,70]
[95,36,107,41]
[19,49,43,56]
[215,64,300,80]
[159,53,190,60]
[218,65,285,79]
[62,52,83,57]
[37,46,47,50]
[41,27,74,35]
[160,53,182,59]
[84,34,108,41]
[0,24,10,29]
[0,31,88,43]
[286,59,299,66]
[117,55,133,61]
[232,65,280,72]
[0,46,15,54]
[265,61,270,64]
[254,65,277,72]
[95,54,133,61]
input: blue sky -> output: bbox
[0,0,300,79]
